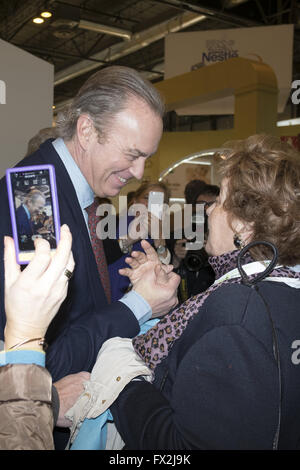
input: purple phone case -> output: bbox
[6,164,61,265]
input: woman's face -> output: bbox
[205,178,252,256]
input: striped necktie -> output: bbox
[86,199,111,303]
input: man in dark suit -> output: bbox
[0,66,179,440]
[16,203,33,238]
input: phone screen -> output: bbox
[6,165,60,264]
[148,191,164,220]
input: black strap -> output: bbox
[237,240,278,286]
[237,241,281,450]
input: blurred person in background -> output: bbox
[104,181,172,302]
[171,183,220,302]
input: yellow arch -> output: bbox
[147,57,279,179]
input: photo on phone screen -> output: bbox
[147,191,164,220]
[6,164,60,264]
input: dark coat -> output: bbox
[111,281,300,450]
[0,139,140,382]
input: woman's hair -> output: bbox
[26,127,58,156]
[56,66,165,141]
[132,181,171,205]
[219,134,300,266]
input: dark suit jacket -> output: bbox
[0,139,140,381]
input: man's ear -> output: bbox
[76,114,94,150]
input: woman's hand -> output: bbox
[119,240,173,284]
[4,224,75,350]
[119,240,180,318]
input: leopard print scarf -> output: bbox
[132,249,300,371]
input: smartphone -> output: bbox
[148,191,164,220]
[6,164,60,264]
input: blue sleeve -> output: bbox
[119,290,152,325]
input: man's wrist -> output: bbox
[119,290,152,325]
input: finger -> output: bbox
[43,225,73,283]
[140,240,159,262]
[4,236,20,288]
[169,272,181,289]
[154,264,169,284]
[65,250,75,274]
[38,251,74,317]
[119,267,132,278]
[130,250,147,264]
[61,250,75,284]
[125,257,140,269]
[157,269,180,289]
[162,264,174,274]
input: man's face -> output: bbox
[78,98,163,197]
[27,196,45,215]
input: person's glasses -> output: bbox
[197,200,215,210]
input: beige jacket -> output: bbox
[0,364,54,450]
[66,337,152,448]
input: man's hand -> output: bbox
[54,372,91,427]
[119,240,180,318]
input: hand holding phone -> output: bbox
[6,165,60,264]
[4,225,74,349]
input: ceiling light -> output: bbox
[277,118,300,126]
[41,11,52,18]
[33,17,44,24]
[78,19,132,40]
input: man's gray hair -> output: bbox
[56,66,165,141]
[25,189,45,204]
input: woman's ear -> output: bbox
[232,219,254,245]
[76,114,94,150]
